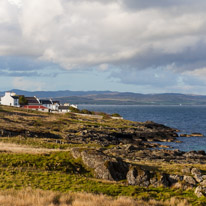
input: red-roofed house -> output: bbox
[22,105,49,112]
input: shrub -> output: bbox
[69,107,81,113]
[19,96,28,106]
[81,109,92,115]
[111,113,121,117]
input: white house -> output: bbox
[58,105,70,113]
[50,100,60,111]
[64,103,78,109]
[1,92,20,107]
[34,97,60,111]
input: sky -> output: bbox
[1,0,206,94]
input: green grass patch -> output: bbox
[0,152,90,175]
[0,167,201,204]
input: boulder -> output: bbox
[127,167,138,185]
[159,173,170,187]
[181,167,191,174]
[191,133,204,137]
[195,186,206,198]
[191,168,201,176]
[127,167,151,187]
[194,174,203,183]
[168,174,183,185]
[70,148,82,159]
[72,149,129,181]
[180,133,203,137]
[200,180,206,187]
[183,176,196,186]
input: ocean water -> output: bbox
[79,105,206,152]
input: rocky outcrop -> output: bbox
[127,167,150,187]
[71,147,206,198]
[66,121,179,147]
[0,128,61,139]
[104,146,206,164]
[127,167,182,188]
[180,133,204,137]
[71,148,129,181]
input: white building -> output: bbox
[1,92,20,107]
[64,103,78,109]
[58,105,70,113]
[35,98,60,111]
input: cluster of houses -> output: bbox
[0,92,78,113]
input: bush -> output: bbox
[69,106,80,113]
[81,109,92,115]
[111,113,121,117]
[19,96,28,106]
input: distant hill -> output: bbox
[1,89,206,105]
[0,89,114,98]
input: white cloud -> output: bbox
[7,0,22,8]
[1,0,206,92]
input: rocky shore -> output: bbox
[0,105,206,200]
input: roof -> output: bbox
[53,101,60,104]
[22,105,48,109]
[39,99,52,104]
[11,96,19,99]
[25,97,39,104]
[59,106,70,110]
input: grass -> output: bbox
[0,136,70,149]
[0,152,89,174]
[0,151,202,204]
[0,167,198,201]
[0,188,192,206]
[0,150,200,204]
[0,136,103,150]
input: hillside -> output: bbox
[2,89,206,105]
[0,105,205,205]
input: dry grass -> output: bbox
[0,188,191,206]
[0,142,67,154]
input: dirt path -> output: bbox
[0,142,68,154]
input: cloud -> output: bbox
[120,0,200,10]
[0,56,62,77]
[1,0,206,91]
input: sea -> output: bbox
[79,105,206,152]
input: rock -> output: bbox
[180,133,204,137]
[183,176,196,186]
[194,174,203,183]
[195,186,206,198]
[159,173,170,187]
[172,182,182,189]
[197,150,206,155]
[124,144,138,151]
[191,168,201,176]
[168,174,183,185]
[78,149,129,181]
[127,167,138,185]
[180,134,191,137]
[181,167,191,174]
[202,175,206,180]
[150,177,159,187]
[200,180,206,187]
[70,148,82,159]
[127,167,150,187]
[191,133,204,137]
